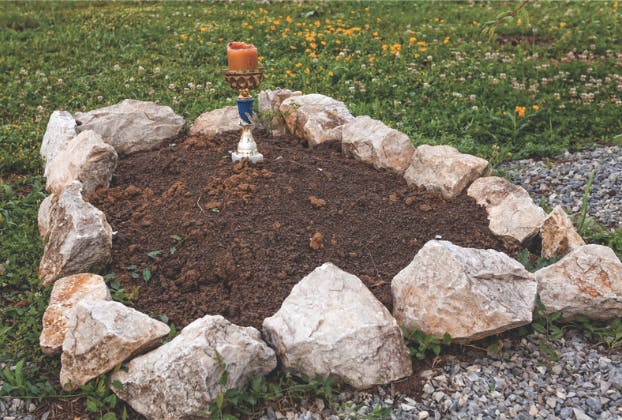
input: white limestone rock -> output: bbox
[40,110,77,168]
[467,176,546,243]
[279,94,354,147]
[404,145,489,199]
[38,194,55,239]
[258,88,302,136]
[392,240,537,342]
[40,273,111,355]
[75,99,184,155]
[45,130,118,196]
[111,315,276,420]
[540,205,586,259]
[188,106,240,139]
[535,244,622,321]
[263,263,412,389]
[60,300,169,389]
[38,182,112,285]
[341,116,415,173]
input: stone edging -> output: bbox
[36,93,622,419]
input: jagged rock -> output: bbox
[38,194,55,239]
[45,130,118,196]
[540,206,586,259]
[279,94,354,147]
[111,315,276,420]
[535,244,622,321]
[263,263,412,389]
[40,274,111,355]
[39,182,112,285]
[60,300,169,389]
[404,145,489,198]
[392,240,537,342]
[467,176,546,243]
[75,99,184,155]
[188,106,240,139]
[341,116,414,173]
[258,88,302,136]
[40,110,77,168]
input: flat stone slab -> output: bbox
[40,110,77,172]
[188,106,240,139]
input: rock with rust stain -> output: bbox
[392,240,537,343]
[308,195,327,208]
[535,244,622,321]
[188,106,240,140]
[540,205,585,259]
[40,273,111,355]
[263,263,412,389]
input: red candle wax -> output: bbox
[227,42,258,71]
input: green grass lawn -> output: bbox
[1,1,621,418]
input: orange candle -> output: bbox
[227,42,258,71]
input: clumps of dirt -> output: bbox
[90,130,521,331]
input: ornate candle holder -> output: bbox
[224,67,265,163]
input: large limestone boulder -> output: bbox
[404,145,489,199]
[467,176,546,243]
[392,240,537,342]
[535,244,622,321]
[258,88,302,136]
[111,315,276,420]
[540,206,585,259]
[39,182,112,285]
[263,263,412,389]
[38,194,54,239]
[75,99,184,155]
[40,274,111,355]
[45,130,118,196]
[341,116,414,173]
[40,110,77,168]
[60,300,169,389]
[279,94,354,147]
[188,106,240,139]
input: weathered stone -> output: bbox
[392,240,537,342]
[279,94,354,147]
[263,263,412,389]
[111,315,276,420]
[404,145,489,198]
[60,300,169,389]
[40,110,77,167]
[540,206,586,259]
[467,176,546,243]
[45,130,118,196]
[188,106,240,139]
[39,182,112,285]
[258,88,302,136]
[40,274,111,355]
[75,99,184,155]
[341,116,414,173]
[37,194,55,239]
[535,244,622,321]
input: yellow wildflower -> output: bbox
[559,22,567,28]
[514,106,526,118]
[532,105,540,111]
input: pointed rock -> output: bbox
[392,240,537,342]
[536,244,622,321]
[467,176,546,243]
[404,145,489,199]
[341,116,414,173]
[263,263,412,389]
[540,206,585,259]
[40,274,111,355]
[40,110,77,168]
[258,88,302,136]
[45,130,118,196]
[60,300,169,389]
[188,106,240,139]
[111,315,276,420]
[75,99,184,155]
[39,182,112,285]
[38,194,55,239]
[279,94,354,147]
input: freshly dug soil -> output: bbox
[91,130,521,331]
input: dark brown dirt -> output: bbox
[90,130,521,331]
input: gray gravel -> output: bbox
[498,145,622,229]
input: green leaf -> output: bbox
[170,235,181,241]
[169,246,176,255]
[111,380,123,390]
[532,322,547,334]
[143,268,152,282]
[125,264,137,271]
[147,250,162,259]
[130,272,140,279]
[86,397,99,413]
[103,273,117,281]
[159,314,169,323]
[102,413,117,420]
